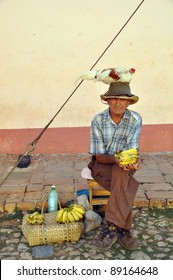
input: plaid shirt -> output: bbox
[89,108,142,155]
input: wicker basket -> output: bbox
[22,198,84,246]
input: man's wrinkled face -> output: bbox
[107,98,131,116]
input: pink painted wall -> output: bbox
[0,124,172,154]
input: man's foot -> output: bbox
[92,222,117,250]
[117,228,141,251]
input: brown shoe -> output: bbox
[92,223,117,250]
[117,229,141,251]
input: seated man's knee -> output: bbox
[112,163,128,175]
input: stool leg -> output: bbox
[89,185,93,210]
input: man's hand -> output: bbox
[123,158,142,171]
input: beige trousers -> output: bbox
[88,160,139,230]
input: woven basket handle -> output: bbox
[41,195,61,214]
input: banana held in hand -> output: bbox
[115,148,138,166]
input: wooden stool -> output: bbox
[87,179,110,210]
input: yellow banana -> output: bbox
[72,209,83,219]
[67,211,75,222]
[35,214,44,224]
[120,159,137,165]
[116,148,137,157]
[71,210,80,221]
[35,214,44,219]
[120,153,137,158]
[27,216,34,224]
[119,148,138,155]
[73,204,85,215]
[27,212,38,224]
[56,209,65,222]
[115,148,138,165]
[34,218,44,225]
[62,208,68,223]
[65,216,70,223]
[27,212,44,225]
[55,204,85,223]
[32,211,39,216]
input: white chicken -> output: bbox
[75,67,135,85]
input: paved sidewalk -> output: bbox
[0,152,173,213]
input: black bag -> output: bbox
[17,155,31,168]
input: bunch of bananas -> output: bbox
[56,203,85,223]
[115,148,138,166]
[26,211,44,225]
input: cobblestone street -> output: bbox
[0,207,173,260]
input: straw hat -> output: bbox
[100,82,139,105]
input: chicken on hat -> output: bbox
[75,67,139,104]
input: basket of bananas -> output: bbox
[114,148,139,166]
[22,198,85,246]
